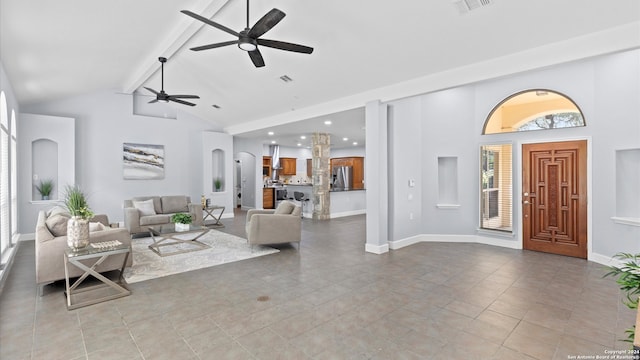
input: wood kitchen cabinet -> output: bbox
[262,156,272,177]
[330,156,365,189]
[280,157,297,175]
[306,159,312,177]
[263,187,274,209]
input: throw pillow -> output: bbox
[45,213,70,237]
[133,199,156,216]
[274,201,295,215]
[161,196,189,214]
[89,222,106,232]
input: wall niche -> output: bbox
[32,139,59,201]
[211,149,225,192]
[614,148,640,226]
[437,156,459,208]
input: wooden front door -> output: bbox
[522,140,587,258]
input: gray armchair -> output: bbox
[245,201,302,246]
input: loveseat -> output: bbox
[123,195,203,236]
[35,207,133,292]
[245,201,302,246]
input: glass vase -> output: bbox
[67,216,90,250]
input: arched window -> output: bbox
[483,89,585,134]
[11,110,17,237]
[0,92,9,255]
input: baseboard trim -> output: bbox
[330,209,366,219]
[589,252,621,267]
[389,233,521,250]
[20,233,35,241]
[365,242,389,254]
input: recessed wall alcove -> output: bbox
[613,148,640,226]
[211,149,225,192]
[437,156,459,208]
[31,139,59,201]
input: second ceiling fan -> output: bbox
[182,0,314,68]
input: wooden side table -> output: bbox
[64,242,131,310]
[203,205,225,227]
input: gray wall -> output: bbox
[20,90,223,232]
[384,49,640,257]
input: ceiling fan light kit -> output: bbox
[145,57,200,107]
[181,0,313,68]
[145,0,313,107]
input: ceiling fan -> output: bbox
[181,0,313,68]
[144,57,200,106]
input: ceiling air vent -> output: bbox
[452,0,493,14]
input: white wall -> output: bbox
[384,49,640,258]
[20,90,223,231]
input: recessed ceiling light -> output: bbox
[300,135,306,139]
[297,143,302,146]
[271,140,276,144]
[324,120,332,125]
[353,142,358,146]
[268,131,274,136]
[343,137,349,141]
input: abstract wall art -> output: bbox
[123,143,165,180]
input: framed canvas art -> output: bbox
[123,143,165,180]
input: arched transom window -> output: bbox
[483,89,585,134]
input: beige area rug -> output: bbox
[123,229,279,283]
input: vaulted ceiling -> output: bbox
[1,0,639,141]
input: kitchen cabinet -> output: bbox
[330,156,365,189]
[262,156,272,177]
[280,157,297,175]
[263,187,274,209]
[306,159,312,177]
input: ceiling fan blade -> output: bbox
[148,99,159,104]
[257,39,314,54]
[248,8,285,38]
[190,40,238,52]
[181,10,240,37]
[248,49,265,68]
[168,94,200,99]
[144,87,159,95]
[169,98,197,106]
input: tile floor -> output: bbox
[0,210,635,359]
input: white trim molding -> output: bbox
[611,217,640,227]
[330,209,366,219]
[365,242,389,254]
[389,233,522,251]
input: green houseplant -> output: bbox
[214,178,223,192]
[604,252,640,344]
[64,185,94,250]
[171,213,192,231]
[35,179,54,200]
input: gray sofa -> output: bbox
[245,201,302,246]
[123,195,203,236]
[35,207,133,292]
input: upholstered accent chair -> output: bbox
[245,201,302,246]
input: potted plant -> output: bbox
[35,179,54,200]
[64,185,94,250]
[214,178,223,192]
[171,213,193,231]
[604,253,640,345]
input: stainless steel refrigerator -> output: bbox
[332,166,353,191]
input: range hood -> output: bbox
[269,145,280,180]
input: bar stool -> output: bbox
[293,191,309,218]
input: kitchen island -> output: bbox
[281,184,366,218]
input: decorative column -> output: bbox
[312,133,331,220]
